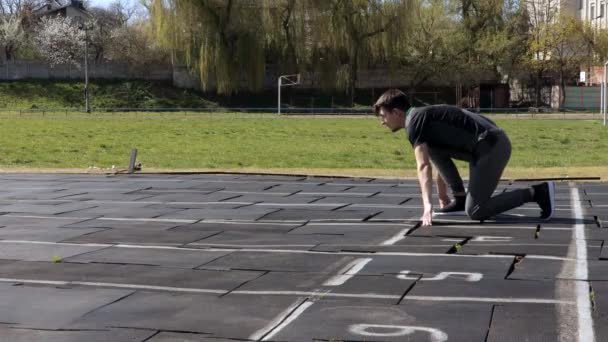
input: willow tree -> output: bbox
[263,0,301,74]
[151,0,265,94]
[317,0,411,102]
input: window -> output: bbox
[580,0,584,9]
[601,3,605,17]
[591,4,596,19]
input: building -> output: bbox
[33,0,89,23]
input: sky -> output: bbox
[88,0,114,8]
[88,0,139,9]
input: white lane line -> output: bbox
[0,277,577,305]
[571,186,595,342]
[469,243,576,247]
[248,299,309,341]
[98,217,198,224]
[3,214,197,224]
[189,244,317,248]
[0,278,226,294]
[260,301,315,341]
[0,239,573,261]
[0,240,110,248]
[199,220,296,226]
[526,255,578,261]
[380,227,412,245]
[0,239,557,259]
[3,214,91,221]
[255,203,345,208]
[234,291,399,299]
[306,222,407,226]
[403,295,574,305]
[323,258,373,286]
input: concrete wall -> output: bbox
[0,62,172,80]
[172,65,463,91]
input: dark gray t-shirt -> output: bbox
[405,105,499,157]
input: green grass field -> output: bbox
[0,115,606,177]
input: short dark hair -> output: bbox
[373,89,410,116]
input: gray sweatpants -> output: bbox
[428,131,533,220]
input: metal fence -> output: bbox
[0,107,602,119]
[563,86,601,110]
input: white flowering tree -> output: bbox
[35,16,86,68]
[0,15,25,61]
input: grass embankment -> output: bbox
[0,80,374,110]
[0,116,606,179]
[0,80,218,109]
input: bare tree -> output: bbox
[523,0,564,106]
[106,20,168,66]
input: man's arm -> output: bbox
[414,143,433,226]
[435,172,451,208]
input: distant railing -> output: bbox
[0,107,601,119]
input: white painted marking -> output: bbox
[0,240,110,248]
[526,255,577,261]
[190,244,317,248]
[114,244,206,251]
[219,190,292,196]
[306,222,407,227]
[404,296,574,304]
[380,227,411,245]
[4,214,91,220]
[298,192,375,197]
[351,204,420,209]
[571,186,595,342]
[323,258,373,286]
[233,290,398,299]
[0,277,578,304]
[248,299,308,341]
[432,225,571,230]
[470,236,513,242]
[397,271,483,282]
[98,217,197,224]
[350,324,447,341]
[255,203,343,208]
[260,301,314,341]
[0,239,574,261]
[198,220,296,226]
[3,214,197,224]
[0,278,226,294]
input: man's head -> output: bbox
[373,89,410,132]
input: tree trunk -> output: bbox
[349,42,359,107]
[559,66,566,109]
[535,70,542,107]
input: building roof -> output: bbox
[33,0,89,17]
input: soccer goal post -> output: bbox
[277,74,301,115]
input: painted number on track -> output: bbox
[349,324,448,341]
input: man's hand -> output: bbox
[421,206,433,226]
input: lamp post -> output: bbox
[79,21,90,113]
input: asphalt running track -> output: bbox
[0,173,604,342]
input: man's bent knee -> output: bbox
[466,205,488,221]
